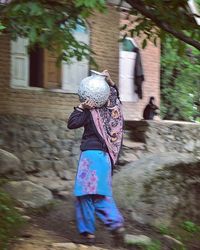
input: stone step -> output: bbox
[51,242,108,250]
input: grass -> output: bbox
[145,240,161,250]
[0,188,25,250]
[154,220,200,250]
[181,221,200,233]
[156,224,171,235]
[127,239,162,250]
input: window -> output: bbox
[62,21,90,93]
[11,21,90,93]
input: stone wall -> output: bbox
[0,114,199,199]
[0,115,199,176]
[0,115,83,193]
[1,117,200,229]
[124,120,200,158]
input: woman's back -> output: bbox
[67,108,107,152]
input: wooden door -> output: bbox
[119,38,138,102]
[29,44,44,87]
[43,49,61,89]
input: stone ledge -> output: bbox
[125,119,200,128]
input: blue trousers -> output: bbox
[75,195,124,234]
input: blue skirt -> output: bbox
[74,150,112,197]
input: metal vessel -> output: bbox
[78,70,110,108]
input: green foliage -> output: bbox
[144,240,161,250]
[0,188,25,250]
[0,0,105,63]
[0,22,5,32]
[181,221,200,233]
[75,0,106,14]
[128,239,161,250]
[161,35,200,121]
[0,0,200,64]
[157,224,171,235]
[120,0,200,51]
[153,220,200,249]
[155,223,184,242]
[172,246,187,250]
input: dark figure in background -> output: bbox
[143,97,159,120]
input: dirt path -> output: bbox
[11,198,125,250]
[10,198,200,250]
[11,224,110,250]
[12,224,66,250]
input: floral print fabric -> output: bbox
[90,87,123,166]
[74,150,112,197]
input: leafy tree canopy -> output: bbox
[0,0,200,62]
[124,0,200,51]
[0,0,106,63]
[161,35,200,121]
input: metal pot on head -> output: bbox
[78,70,110,108]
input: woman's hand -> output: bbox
[78,99,96,110]
[102,70,115,86]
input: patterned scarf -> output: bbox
[90,87,124,166]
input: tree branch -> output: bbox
[125,0,200,50]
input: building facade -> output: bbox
[0,3,160,121]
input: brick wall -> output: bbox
[120,11,160,120]
[87,5,120,83]
[0,35,10,115]
[0,5,160,121]
[122,40,160,120]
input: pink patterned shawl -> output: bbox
[90,87,124,166]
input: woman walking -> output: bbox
[67,70,124,245]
